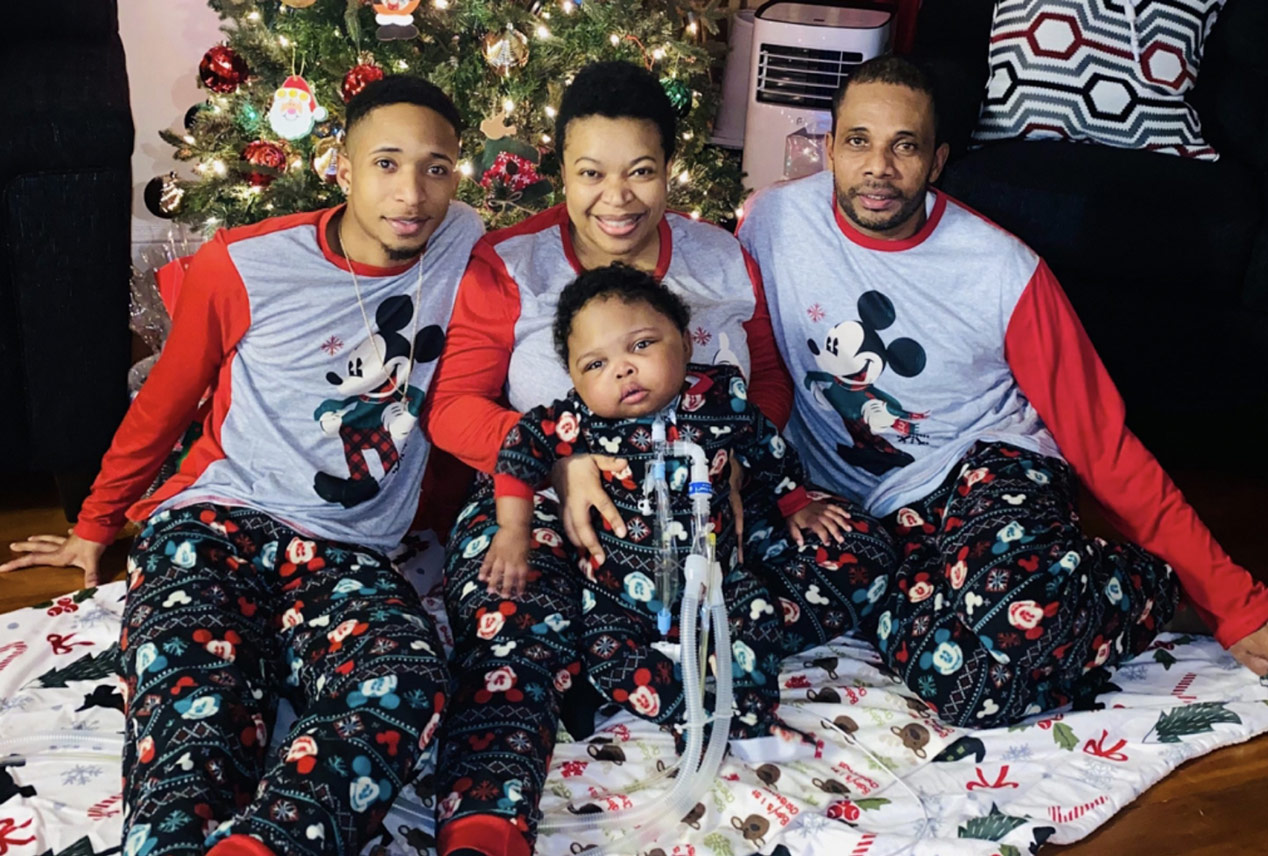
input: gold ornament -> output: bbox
[281,0,318,7]
[482,24,530,74]
[312,136,341,184]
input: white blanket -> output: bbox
[0,536,1263,856]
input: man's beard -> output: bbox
[384,239,426,261]
[836,182,929,234]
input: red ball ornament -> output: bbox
[200,45,249,94]
[341,63,386,104]
[242,140,287,186]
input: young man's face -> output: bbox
[825,82,950,242]
[566,297,690,420]
[336,102,461,266]
[562,115,669,272]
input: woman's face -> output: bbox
[562,115,669,271]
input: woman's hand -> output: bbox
[552,454,628,566]
[786,501,854,549]
[479,525,532,599]
[1,531,109,589]
[1230,620,1268,677]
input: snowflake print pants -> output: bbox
[580,529,787,742]
[118,504,449,856]
[740,479,898,655]
[872,442,1178,728]
[435,478,581,856]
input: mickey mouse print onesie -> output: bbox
[740,171,1268,727]
[73,203,484,856]
[495,364,805,739]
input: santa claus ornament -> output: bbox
[268,75,328,141]
[373,0,420,41]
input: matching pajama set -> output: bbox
[738,171,1268,726]
[74,203,485,856]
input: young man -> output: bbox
[738,55,1268,728]
[2,77,484,856]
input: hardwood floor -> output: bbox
[1,472,1266,854]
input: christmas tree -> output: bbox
[152,0,744,233]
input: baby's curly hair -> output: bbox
[553,263,691,365]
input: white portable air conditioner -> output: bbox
[741,2,892,190]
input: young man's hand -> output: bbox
[1,531,109,589]
[479,525,533,599]
[786,501,854,548]
[1230,620,1268,677]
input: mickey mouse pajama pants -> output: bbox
[434,477,895,855]
[873,442,1179,727]
[118,504,448,856]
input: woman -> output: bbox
[428,62,895,856]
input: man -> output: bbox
[2,77,484,856]
[738,55,1268,727]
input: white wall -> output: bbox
[119,0,224,245]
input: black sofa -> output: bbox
[911,0,1268,474]
[0,0,134,517]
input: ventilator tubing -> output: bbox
[540,422,733,852]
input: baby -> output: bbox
[482,263,853,738]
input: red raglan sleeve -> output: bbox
[1005,260,1268,648]
[425,242,523,475]
[740,247,794,430]
[73,234,250,544]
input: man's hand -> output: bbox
[1230,621,1268,677]
[551,454,628,566]
[479,525,533,599]
[1,531,109,589]
[786,501,854,549]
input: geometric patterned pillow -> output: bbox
[972,0,1226,160]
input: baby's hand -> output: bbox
[479,525,532,599]
[786,500,854,548]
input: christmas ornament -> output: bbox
[183,102,210,131]
[475,138,553,212]
[199,45,249,94]
[312,137,341,184]
[373,0,420,41]
[281,0,317,7]
[243,140,287,187]
[268,75,329,140]
[143,172,184,219]
[482,24,530,74]
[237,102,263,133]
[479,109,516,141]
[342,62,385,103]
[661,77,692,119]
[314,120,345,140]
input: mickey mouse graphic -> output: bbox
[313,294,444,507]
[805,290,927,475]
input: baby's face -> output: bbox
[566,296,690,420]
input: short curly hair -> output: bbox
[555,61,678,163]
[345,75,464,139]
[553,263,691,366]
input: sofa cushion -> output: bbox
[939,139,1260,298]
[973,0,1226,160]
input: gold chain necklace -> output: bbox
[338,215,426,412]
